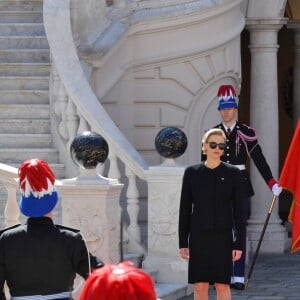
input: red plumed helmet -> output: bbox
[18,158,58,217]
[79,261,158,300]
[217,84,238,110]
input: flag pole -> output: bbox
[244,195,277,290]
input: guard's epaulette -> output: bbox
[239,123,256,135]
[56,224,80,233]
[241,123,254,130]
[0,224,21,236]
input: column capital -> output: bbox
[246,18,286,52]
[246,17,287,32]
[287,20,300,31]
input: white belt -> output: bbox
[11,292,71,300]
[234,164,246,170]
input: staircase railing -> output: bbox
[44,0,151,254]
[43,0,230,255]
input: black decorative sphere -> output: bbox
[155,127,187,159]
[70,131,109,169]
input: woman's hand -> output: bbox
[232,250,242,261]
[179,248,189,260]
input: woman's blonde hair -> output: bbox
[201,128,226,153]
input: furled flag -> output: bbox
[279,119,300,253]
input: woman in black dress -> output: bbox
[178,128,245,300]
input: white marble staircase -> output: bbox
[0,0,64,179]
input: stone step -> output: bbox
[0,49,50,63]
[0,11,43,23]
[0,23,45,36]
[0,90,49,104]
[0,104,49,119]
[0,76,49,90]
[0,0,43,12]
[0,63,50,76]
[0,133,52,148]
[144,268,158,283]
[144,269,189,299]
[155,283,188,300]
[123,253,189,300]
[0,36,49,49]
[123,252,144,268]
[0,148,59,164]
[0,119,50,133]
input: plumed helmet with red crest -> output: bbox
[18,158,58,217]
[217,84,238,110]
[79,261,158,300]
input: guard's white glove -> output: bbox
[272,183,282,196]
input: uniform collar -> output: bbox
[222,121,237,131]
[26,216,54,226]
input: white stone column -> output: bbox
[246,19,288,253]
[287,20,300,127]
[57,170,123,264]
[143,163,187,283]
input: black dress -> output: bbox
[178,162,244,284]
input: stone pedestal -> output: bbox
[57,170,123,264]
[143,163,187,283]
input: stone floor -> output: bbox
[179,252,300,299]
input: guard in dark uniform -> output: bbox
[203,85,282,290]
[0,159,104,300]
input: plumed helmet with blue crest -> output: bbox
[217,85,238,110]
[18,159,58,217]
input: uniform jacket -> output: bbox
[202,122,275,197]
[0,217,104,299]
[178,162,245,251]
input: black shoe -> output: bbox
[231,283,245,290]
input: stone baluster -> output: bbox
[77,112,90,134]
[108,151,121,182]
[57,82,69,141]
[65,99,79,149]
[125,167,141,248]
[4,184,20,227]
[51,65,60,114]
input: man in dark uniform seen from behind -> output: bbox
[203,85,283,290]
[0,158,104,300]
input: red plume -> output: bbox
[217,85,237,98]
[18,159,56,198]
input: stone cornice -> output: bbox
[79,0,244,69]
